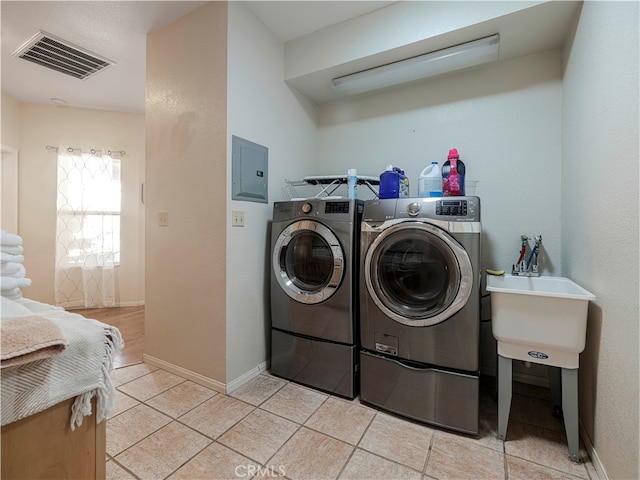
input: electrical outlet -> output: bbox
[232,210,245,227]
[158,211,169,227]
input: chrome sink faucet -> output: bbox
[512,235,542,276]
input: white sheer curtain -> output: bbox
[54,146,121,308]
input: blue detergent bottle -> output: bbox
[379,165,409,199]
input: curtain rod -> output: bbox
[46,145,126,156]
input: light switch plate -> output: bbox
[158,211,168,226]
[232,210,245,227]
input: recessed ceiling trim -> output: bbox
[12,30,115,80]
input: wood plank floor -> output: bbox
[74,306,144,369]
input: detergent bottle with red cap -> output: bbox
[442,148,466,196]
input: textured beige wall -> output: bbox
[1,92,20,149]
[145,2,228,384]
[562,2,639,479]
[13,103,145,306]
[1,93,20,233]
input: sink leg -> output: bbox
[497,355,512,441]
[562,368,580,463]
[548,366,563,419]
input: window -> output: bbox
[56,149,121,267]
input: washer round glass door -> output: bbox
[364,222,473,326]
[273,219,344,304]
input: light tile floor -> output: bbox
[107,363,601,480]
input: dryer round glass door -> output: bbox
[364,222,473,326]
[273,219,344,304]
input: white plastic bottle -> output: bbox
[347,168,357,199]
[418,162,443,197]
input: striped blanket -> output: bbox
[1,297,123,429]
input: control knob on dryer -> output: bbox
[407,202,422,216]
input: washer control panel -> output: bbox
[436,199,468,216]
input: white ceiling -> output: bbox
[2,1,582,112]
[1,1,394,113]
[242,1,395,42]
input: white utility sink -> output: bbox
[486,275,595,369]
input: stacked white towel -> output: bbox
[1,231,31,300]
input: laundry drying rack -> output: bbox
[283,175,380,200]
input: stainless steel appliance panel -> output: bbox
[271,329,357,398]
[271,213,357,344]
[360,350,479,434]
[359,197,481,430]
[270,199,362,399]
[360,200,481,371]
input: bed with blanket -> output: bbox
[1,231,122,479]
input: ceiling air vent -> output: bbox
[12,30,114,80]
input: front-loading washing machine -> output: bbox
[270,198,363,399]
[359,197,481,433]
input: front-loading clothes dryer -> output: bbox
[359,197,481,433]
[270,198,363,399]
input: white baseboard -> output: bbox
[142,355,271,396]
[482,367,607,479]
[579,419,608,480]
[481,365,550,388]
[117,301,145,307]
[226,361,270,394]
[512,371,549,388]
[142,354,225,394]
